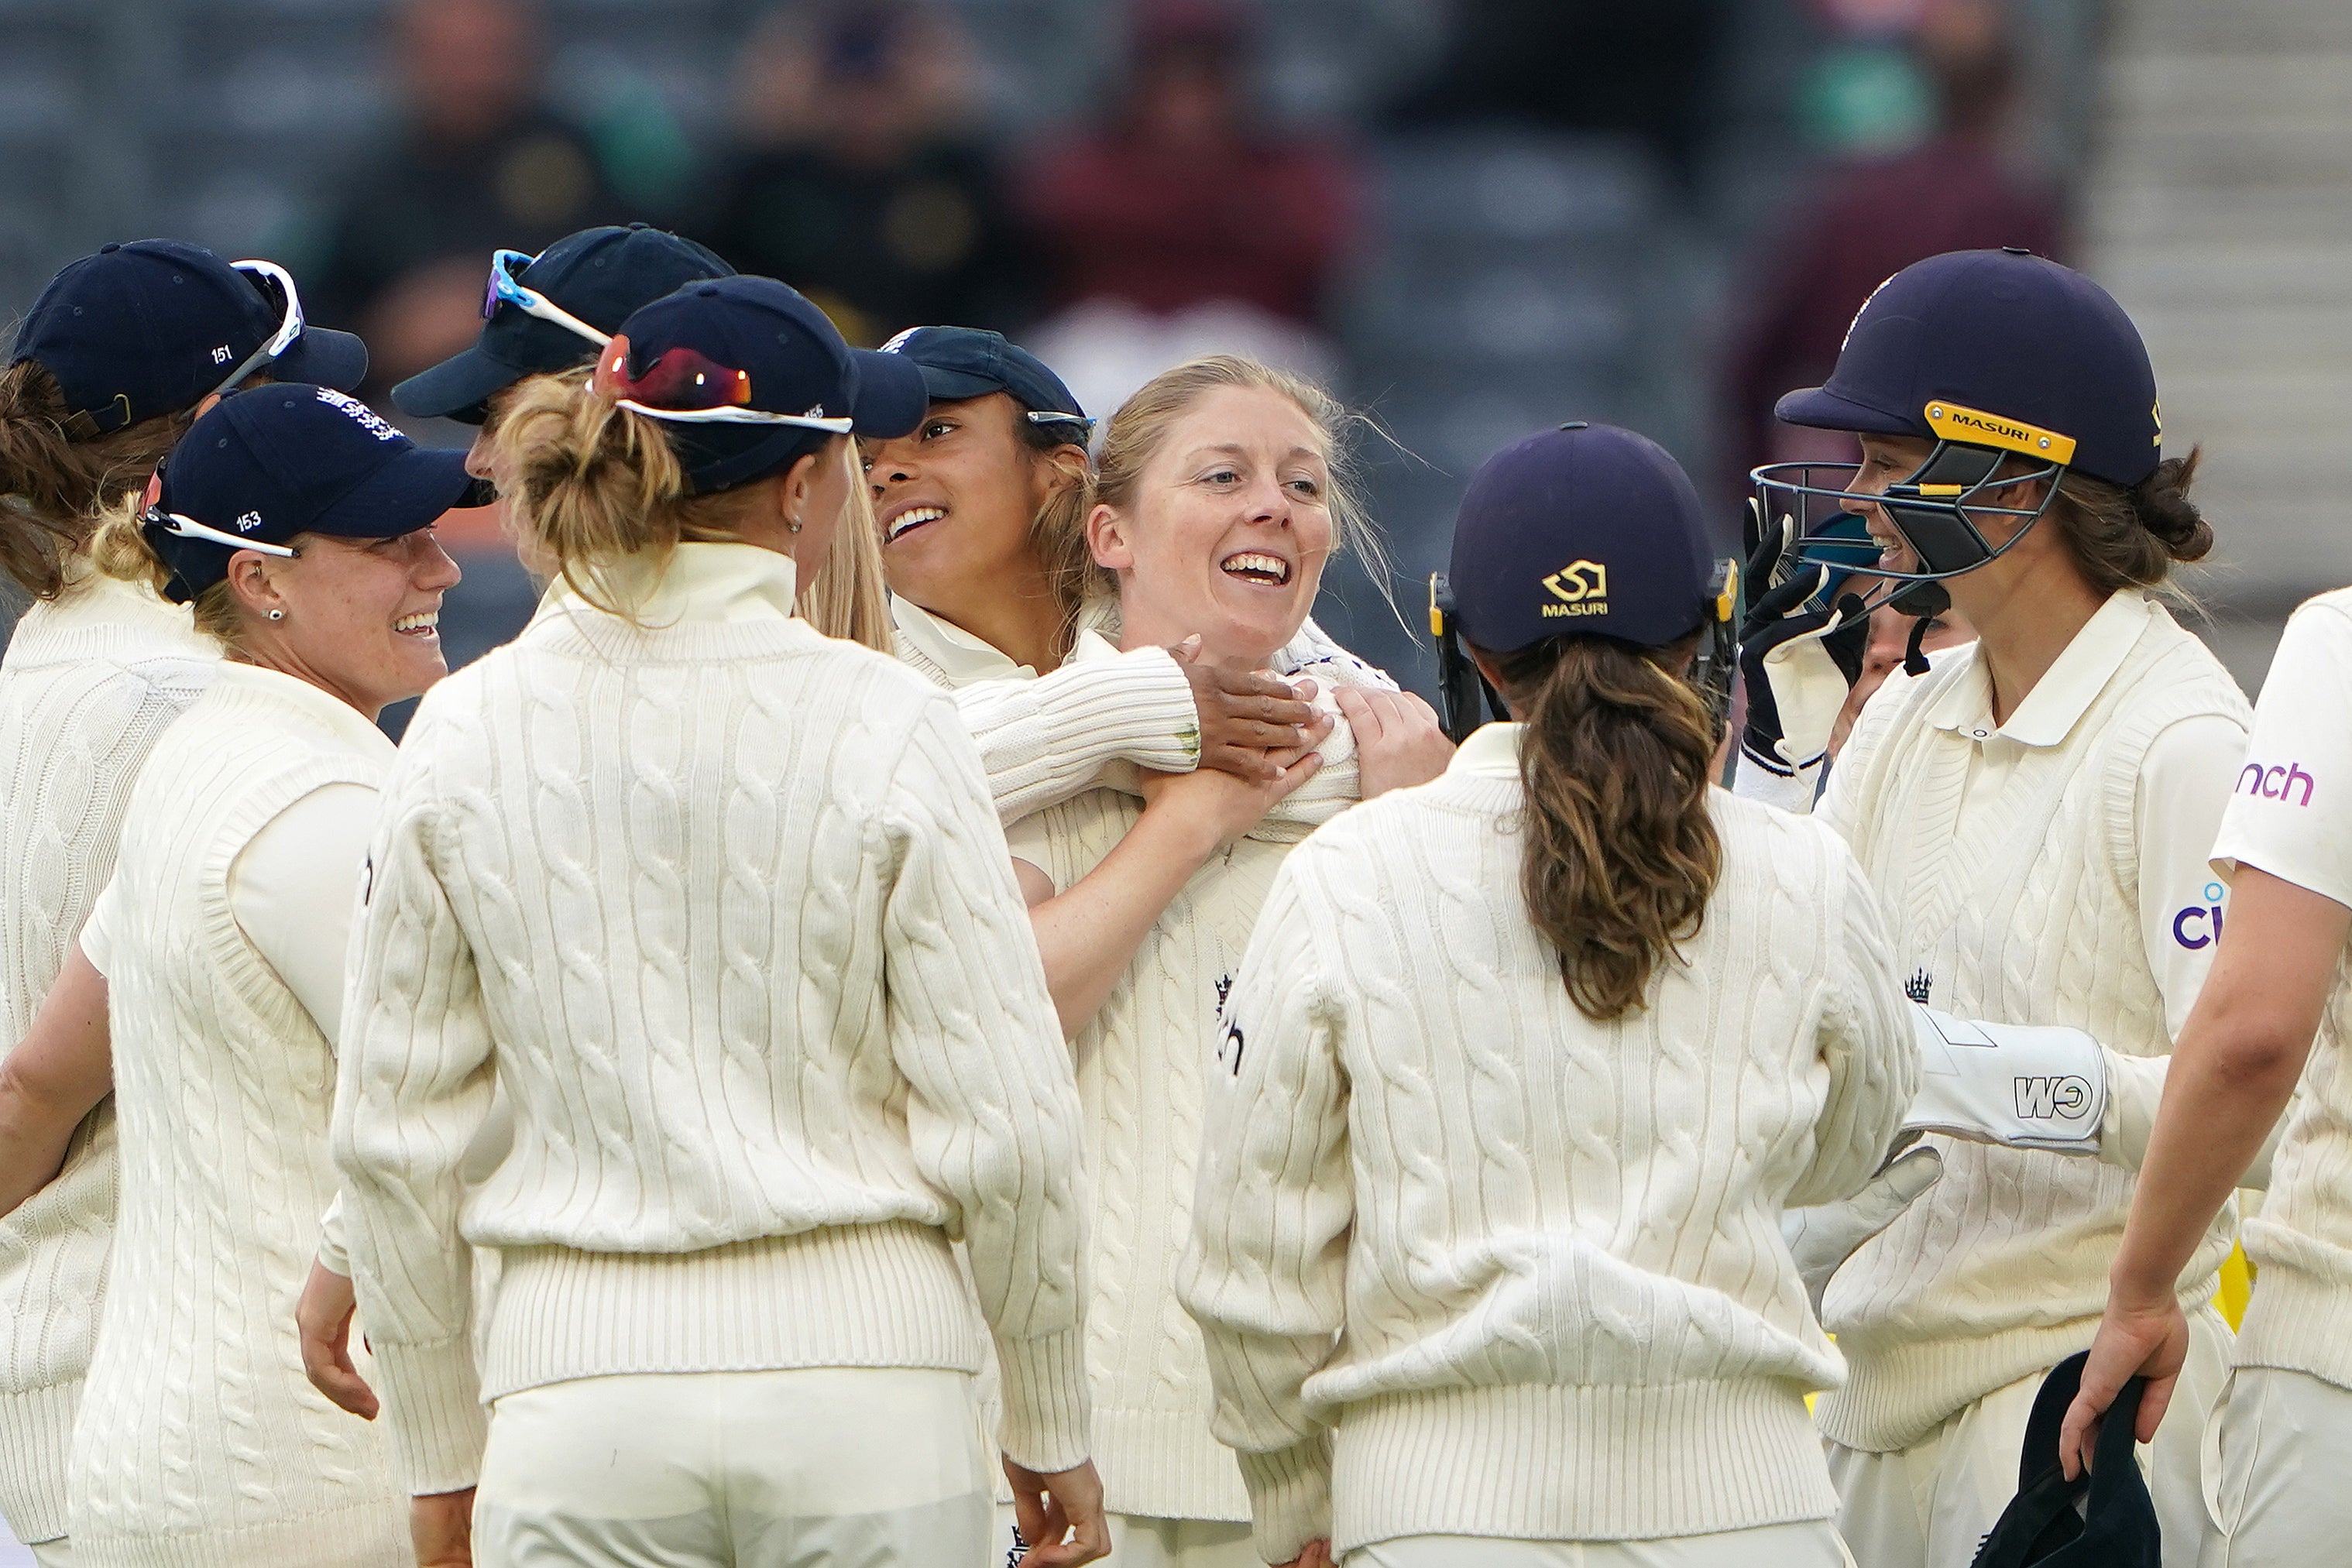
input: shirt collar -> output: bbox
[213,660,399,766]
[1925,588,2154,748]
[890,595,1035,683]
[537,542,798,630]
[1447,720,1523,780]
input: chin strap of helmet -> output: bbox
[1890,579,1952,678]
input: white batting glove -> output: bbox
[1905,1004,2106,1155]
[1782,1146,1944,1316]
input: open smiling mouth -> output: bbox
[887,507,945,544]
[1221,551,1292,587]
[395,611,439,640]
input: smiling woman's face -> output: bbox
[865,393,1066,612]
[1090,385,1334,667]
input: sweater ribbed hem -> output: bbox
[71,1493,410,1568]
[992,1328,1093,1477]
[1091,1402,1250,1521]
[371,1337,490,1496]
[2234,1267,2352,1391]
[1238,1436,1333,1565]
[485,1221,982,1400]
[1328,1380,1837,1553]
[1817,1277,2214,1453]
[0,1377,77,1543]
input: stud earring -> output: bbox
[267,609,284,621]
[787,515,803,534]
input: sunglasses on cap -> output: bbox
[591,335,855,431]
[482,248,612,349]
[139,503,300,559]
[209,259,308,400]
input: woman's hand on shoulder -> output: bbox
[1138,748,1324,850]
[1169,635,1327,781]
[1340,687,1452,798]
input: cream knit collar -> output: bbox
[1924,588,2153,749]
[5,560,210,664]
[211,660,398,765]
[1447,720,1523,780]
[534,542,799,631]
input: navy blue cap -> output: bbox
[10,240,367,434]
[1777,249,2162,488]
[1971,1352,2158,1566]
[877,326,1093,435]
[149,384,482,603]
[391,224,735,424]
[1447,423,1714,654]
[607,276,927,493]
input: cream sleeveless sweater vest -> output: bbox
[70,665,405,1568]
[1016,787,1292,1521]
[1815,599,2250,1452]
[0,571,214,1543]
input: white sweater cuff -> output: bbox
[1059,646,1200,774]
[1238,1433,1333,1564]
[992,1326,1094,1475]
[372,1338,489,1495]
[315,1192,351,1278]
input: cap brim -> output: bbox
[1774,383,1925,438]
[848,348,929,437]
[390,344,530,424]
[270,327,371,396]
[311,447,489,539]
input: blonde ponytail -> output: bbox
[87,491,240,645]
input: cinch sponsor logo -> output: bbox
[2172,881,2227,950]
[2015,1075,2094,1121]
[2237,760,2314,807]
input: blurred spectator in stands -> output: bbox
[310,0,635,395]
[1015,0,1358,418]
[1385,0,1728,180]
[702,3,1026,347]
[1721,0,2063,488]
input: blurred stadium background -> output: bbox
[0,0,2338,1556]
[0,0,2337,692]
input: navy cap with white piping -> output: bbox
[146,384,485,604]
[11,240,366,434]
[877,325,1093,437]
[597,276,928,493]
[392,224,735,424]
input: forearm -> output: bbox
[1028,806,1218,1035]
[0,946,114,1219]
[2111,1032,2302,1308]
[2098,1049,2282,1189]
[954,648,1199,824]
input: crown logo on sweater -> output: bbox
[1905,969,1933,1004]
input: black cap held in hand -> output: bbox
[10,239,366,434]
[1445,422,1715,656]
[1968,1352,2160,1568]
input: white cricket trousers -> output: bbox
[1826,1305,2231,1568]
[994,1505,1257,1566]
[1345,1521,1853,1566]
[472,1367,992,1567]
[2196,1365,2352,1565]
[26,1539,71,1567]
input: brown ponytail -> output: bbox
[2048,448,2211,596]
[0,360,194,599]
[1489,635,1723,1021]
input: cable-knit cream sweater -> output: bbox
[1179,725,1918,1562]
[1814,591,2251,1453]
[0,568,214,1546]
[72,663,403,1568]
[331,544,1094,1495]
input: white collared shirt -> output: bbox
[1446,719,1523,780]
[533,540,799,630]
[1901,590,2244,1041]
[891,594,1040,683]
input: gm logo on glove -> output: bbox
[2014,1075,2095,1121]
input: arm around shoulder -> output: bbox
[1794,844,1918,1207]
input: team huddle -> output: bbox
[0,225,2341,1568]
